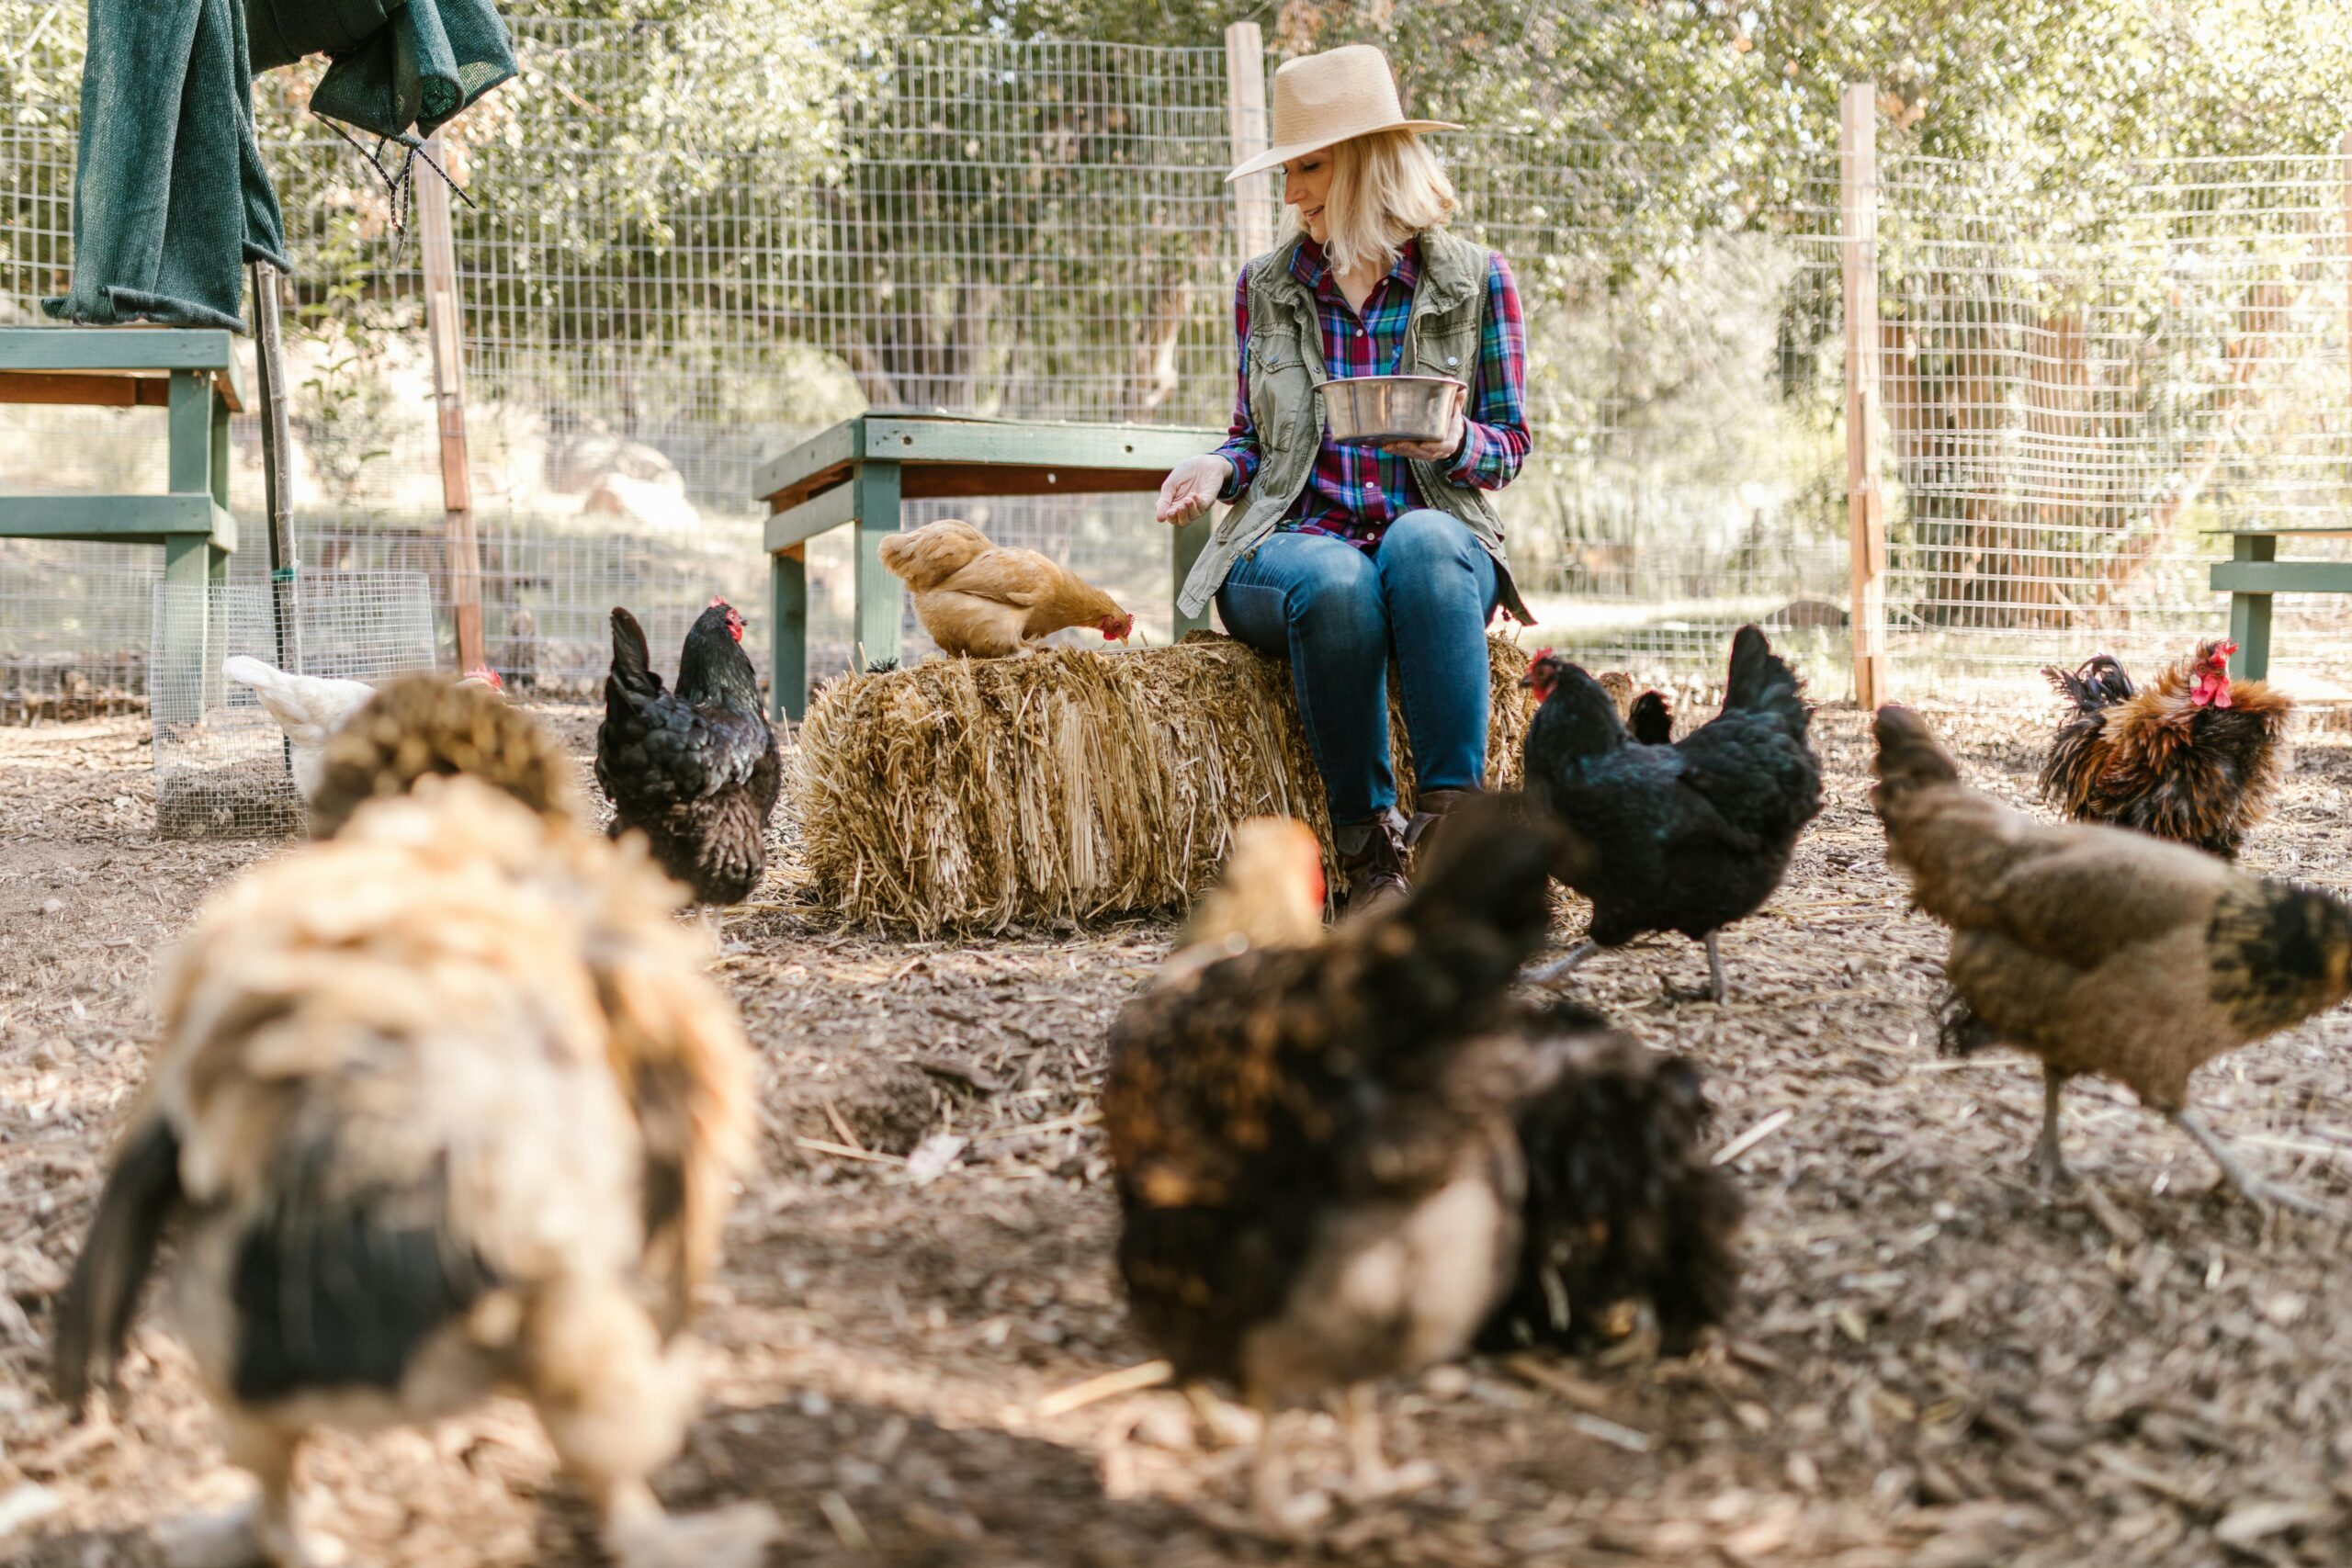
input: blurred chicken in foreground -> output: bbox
[308,671,577,838]
[878,518,1135,658]
[1104,800,1740,1532]
[1874,704,2348,1216]
[223,656,501,802]
[1156,817,1327,986]
[52,776,774,1568]
[2040,639,2291,859]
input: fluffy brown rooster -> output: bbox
[878,518,1135,658]
[597,599,782,904]
[1873,705,2349,1215]
[308,671,578,838]
[51,779,775,1568]
[2039,638,2292,859]
[1104,800,1740,1531]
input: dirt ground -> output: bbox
[6,700,2352,1567]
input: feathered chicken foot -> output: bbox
[2169,1110,2332,1218]
[1247,1408,1333,1540]
[1525,942,1597,987]
[599,1481,784,1568]
[161,1423,343,1568]
[1342,1384,1438,1502]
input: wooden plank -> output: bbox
[0,372,168,407]
[852,462,904,671]
[751,418,866,506]
[168,370,212,496]
[1225,22,1273,263]
[2224,535,2277,681]
[2209,559,2352,593]
[771,544,808,724]
[765,483,858,553]
[1172,515,1211,639]
[1840,82,1890,709]
[0,325,233,372]
[2204,526,2352,537]
[900,464,1173,502]
[418,132,484,672]
[862,416,1223,470]
[0,492,224,539]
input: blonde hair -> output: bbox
[1279,129,1459,276]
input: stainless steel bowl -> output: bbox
[1321,374,1466,449]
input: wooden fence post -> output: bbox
[417,133,486,674]
[1841,82,1890,708]
[1225,22,1273,264]
[2340,130,2352,439]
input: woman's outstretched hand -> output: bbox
[1156,454,1233,525]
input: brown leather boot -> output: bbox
[1334,812,1409,916]
[1403,786,1478,867]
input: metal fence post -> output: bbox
[418,132,486,674]
[1225,23,1273,264]
[1840,82,1890,708]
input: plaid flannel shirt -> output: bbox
[1211,235,1530,548]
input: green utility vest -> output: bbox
[1177,226,1534,624]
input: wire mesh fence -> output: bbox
[151,573,437,839]
[7,17,2352,721]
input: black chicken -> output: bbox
[1627,689,1673,746]
[1103,800,1741,1531]
[1520,626,1821,1002]
[596,599,781,905]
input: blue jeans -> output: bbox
[1216,509,1501,826]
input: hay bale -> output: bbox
[796,631,1532,934]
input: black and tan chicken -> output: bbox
[52,775,774,1568]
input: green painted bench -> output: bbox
[2208,526,2352,682]
[751,412,1227,722]
[0,327,241,582]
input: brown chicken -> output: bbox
[2040,638,2292,858]
[1159,817,1327,986]
[1105,799,1740,1531]
[51,779,774,1568]
[878,517,1135,658]
[308,671,579,838]
[1872,705,2350,1215]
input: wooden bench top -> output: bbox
[752,412,1227,513]
[0,326,243,412]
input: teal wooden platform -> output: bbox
[752,412,1227,722]
[1,327,242,582]
[2208,526,2352,681]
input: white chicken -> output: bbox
[224,657,500,802]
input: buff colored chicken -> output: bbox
[307,671,579,838]
[1157,817,1328,988]
[878,518,1135,658]
[51,778,775,1568]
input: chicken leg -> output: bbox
[1703,931,1726,1005]
[1525,942,1597,987]
[163,1420,343,1568]
[1342,1384,1437,1502]
[1248,1407,1332,1539]
[2032,1066,2069,1190]
[2170,1109,2330,1217]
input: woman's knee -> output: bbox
[1377,509,1478,574]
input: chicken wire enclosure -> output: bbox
[1861,151,2352,693]
[12,15,2352,714]
[150,574,437,840]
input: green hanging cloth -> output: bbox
[42,0,291,330]
[247,0,516,141]
[42,0,514,333]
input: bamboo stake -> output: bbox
[1224,23,1273,264]
[418,133,485,673]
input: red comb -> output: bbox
[710,595,729,608]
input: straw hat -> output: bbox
[1226,45,1462,183]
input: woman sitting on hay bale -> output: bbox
[1156,44,1533,914]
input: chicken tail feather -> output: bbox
[1482,1019,1743,1355]
[1721,625,1806,735]
[1869,705,1961,820]
[607,606,659,696]
[1397,795,1560,982]
[53,1118,183,1411]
